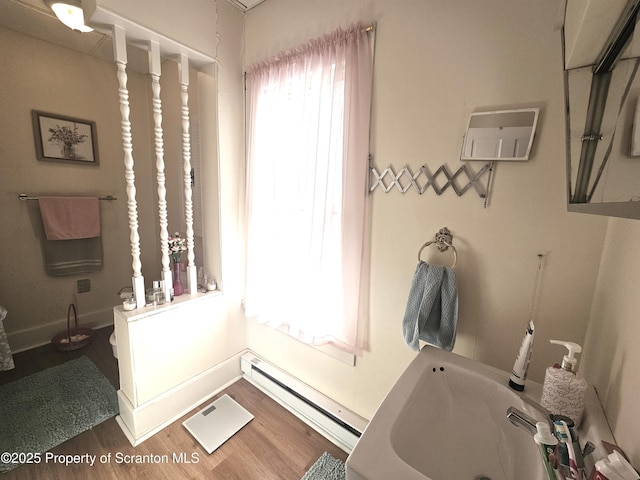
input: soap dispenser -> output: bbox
[540,340,588,427]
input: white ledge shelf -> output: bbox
[114,290,222,322]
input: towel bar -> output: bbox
[417,227,458,269]
[18,193,117,201]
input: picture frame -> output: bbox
[630,94,640,157]
[32,110,99,165]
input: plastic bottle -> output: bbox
[153,280,165,305]
[608,451,640,480]
[541,340,588,426]
[595,460,626,480]
[509,321,535,391]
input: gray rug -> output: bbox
[0,356,119,473]
[301,452,346,480]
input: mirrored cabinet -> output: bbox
[564,0,640,219]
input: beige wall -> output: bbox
[212,0,248,343]
[94,0,218,59]
[244,0,610,418]
[0,26,158,349]
[582,218,640,465]
[245,0,640,462]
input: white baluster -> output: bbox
[113,25,145,308]
[179,54,197,294]
[149,41,173,302]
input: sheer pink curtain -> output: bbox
[244,23,373,355]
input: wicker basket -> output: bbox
[51,303,94,352]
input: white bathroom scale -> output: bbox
[183,394,254,454]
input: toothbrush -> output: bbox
[555,420,584,480]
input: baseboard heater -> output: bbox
[240,352,367,452]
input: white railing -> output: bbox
[112,25,146,308]
[108,21,214,307]
[178,54,198,294]
[148,40,173,302]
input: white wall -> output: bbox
[94,0,218,59]
[244,0,609,419]
[215,0,247,308]
[582,218,640,465]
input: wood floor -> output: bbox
[0,327,348,479]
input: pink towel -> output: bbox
[38,196,100,240]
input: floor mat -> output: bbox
[301,452,346,480]
[0,356,119,473]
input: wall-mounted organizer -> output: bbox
[369,108,540,208]
[369,160,492,199]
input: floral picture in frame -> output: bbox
[32,111,99,165]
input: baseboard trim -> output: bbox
[116,352,244,446]
[241,350,367,452]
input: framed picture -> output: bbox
[32,111,99,165]
[631,95,640,157]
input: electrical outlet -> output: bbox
[77,279,91,294]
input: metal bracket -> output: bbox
[433,227,453,252]
[580,133,603,142]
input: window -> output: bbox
[244,23,374,355]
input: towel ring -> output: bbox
[417,227,458,268]
[417,241,457,269]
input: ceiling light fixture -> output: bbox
[45,0,94,33]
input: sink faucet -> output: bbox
[518,394,553,423]
[506,406,539,436]
[507,393,555,435]
[507,404,596,480]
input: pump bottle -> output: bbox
[540,340,588,426]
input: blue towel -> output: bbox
[402,262,458,352]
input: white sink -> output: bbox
[346,346,615,480]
